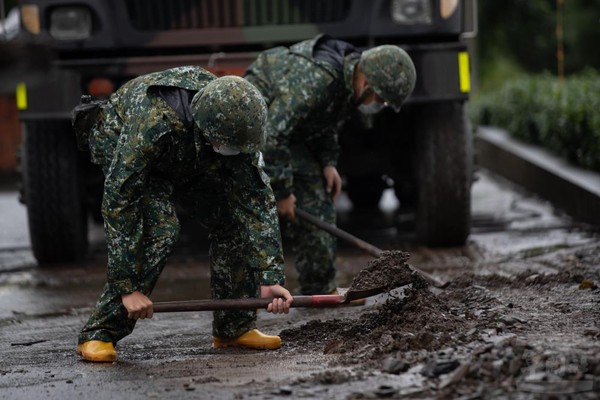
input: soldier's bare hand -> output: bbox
[121,291,154,320]
[323,165,342,201]
[260,285,293,314]
[277,194,296,219]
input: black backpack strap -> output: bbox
[71,95,107,151]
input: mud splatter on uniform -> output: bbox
[78,66,284,344]
[245,35,359,295]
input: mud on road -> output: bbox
[278,242,600,399]
[1,171,599,399]
[2,240,598,399]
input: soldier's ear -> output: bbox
[353,61,364,80]
[352,63,369,99]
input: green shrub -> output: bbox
[470,70,600,172]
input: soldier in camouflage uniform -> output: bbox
[245,35,416,296]
[75,66,293,363]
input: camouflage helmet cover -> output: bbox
[360,45,416,111]
[191,76,267,153]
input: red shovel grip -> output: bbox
[153,295,345,312]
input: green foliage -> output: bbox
[470,70,600,172]
[477,0,600,90]
[478,0,556,74]
[477,55,526,93]
[563,0,600,74]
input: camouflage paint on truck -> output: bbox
[16,0,476,263]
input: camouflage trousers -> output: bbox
[78,106,260,346]
[284,143,337,295]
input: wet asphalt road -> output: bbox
[0,169,596,399]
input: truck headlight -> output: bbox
[440,0,459,19]
[21,5,41,34]
[390,0,432,25]
[49,7,91,40]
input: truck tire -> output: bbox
[414,101,472,246]
[22,120,88,264]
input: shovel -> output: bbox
[295,208,449,289]
[153,287,384,313]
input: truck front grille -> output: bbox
[125,0,351,30]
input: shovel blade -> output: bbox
[342,286,387,303]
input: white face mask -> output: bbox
[358,101,386,115]
[212,144,241,156]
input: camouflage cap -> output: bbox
[360,45,416,111]
[191,76,267,153]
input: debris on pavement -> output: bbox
[279,244,600,398]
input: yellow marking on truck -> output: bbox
[16,83,28,110]
[458,51,471,93]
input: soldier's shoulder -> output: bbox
[289,34,325,57]
[147,66,216,91]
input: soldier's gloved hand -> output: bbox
[277,194,297,219]
[121,291,154,320]
[260,285,293,314]
[323,165,342,201]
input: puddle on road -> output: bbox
[0,259,215,320]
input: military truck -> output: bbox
[15,0,476,264]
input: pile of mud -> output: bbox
[281,251,466,359]
[347,251,427,292]
[282,249,599,360]
[279,247,600,398]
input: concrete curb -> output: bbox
[475,126,600,227]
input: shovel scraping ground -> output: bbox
[153,208,444,313]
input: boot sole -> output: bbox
[213,340,281,350]
[78,352,117,362]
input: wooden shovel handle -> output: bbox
[295,208,383,258]
[295,207,449,289]
[153,295,345,313]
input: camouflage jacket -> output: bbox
[245,35,359,199]
[100,66,285,294]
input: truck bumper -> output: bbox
[17,52,260,120]
[404,42,471,104]
[17,41,470,119]
[17,68,82,121]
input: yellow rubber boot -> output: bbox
[213,329,281,350]
[76,340,117,362]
